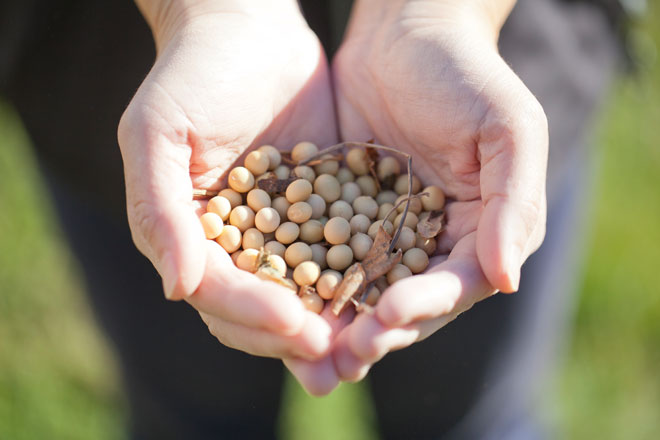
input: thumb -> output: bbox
[118,102,206,300]
[476,70,548,293]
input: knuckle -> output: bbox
[127,199,160,257]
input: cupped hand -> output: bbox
[330,0,549,381]
[118,1,338,363]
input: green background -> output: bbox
[1,5,659,439]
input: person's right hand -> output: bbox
[117,0,337,361]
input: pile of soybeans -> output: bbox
[197,141,445,315]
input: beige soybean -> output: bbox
[216,225,242,253]
[394,174,422,195]
[377,156,401,181]
[200,212,224,239]
[403,248,429,274]
[376,190,398,205]
[350,233,373,261]
[228,167,255,193]
[392,226,415,252]
[291,141,319,163]
[299,220,324,243]
[247,189,271,212]
[336,167,355,184]
[230,250,242,266]
[364,286,381,306]
[415,234,437,256]
[368,220,393,239]
[350,214,371,235]
[324,217,351,245]
[258,145,281,170]
[244,150,269,176]
[356,175,378,198]
[218,189,243,209]
[267,254,287,277]
[275,222,299,245]
[326,244,353,271]
[316,270,343,300]
[292,165,316,183]
[207,196,232,220]
[285,242,313,268]
[236,248,260,273]
[264,240,286,258]
[310,243,328,269]
[229,205,255,232]
[328,200,354,220]
[271,197,291,220]
[306,194,326,219]
[314,154,339,176]
[395,194,423,215]
[353,195,379,219]
[387,263,412,285]
[293,261,321,286]
[375,276,389,292]
[301,291,324,314]
[254,207,280,233]
[346,148,369,176]
[242,228,265,250]
[314,174,341,203]
[285,178,313,203]
[340,182,362,204]
[421,185,446,211]
[273,165,290,179]
[378,203,394,220]
[287,201,313,224]
[394,211,419,230]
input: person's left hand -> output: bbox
[318,0,549,384]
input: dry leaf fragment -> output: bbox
[254,249,297,292]
[330,226,402,316]
[417,210,445,239]
[257,175,298,194]
[330,263,368,316]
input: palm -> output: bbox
[327,7,549,383]
[134,16,337,188]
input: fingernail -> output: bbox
[506,244,522,292]
[161,252,178,300]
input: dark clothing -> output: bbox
[1,0,619,438]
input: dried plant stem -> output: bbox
[193,189,219,199]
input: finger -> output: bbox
[118,100,206,300]
[476,70,548,292]
[200,309,332,361]
[281,305,354,396]
[284,356,340,397]
[436,200,482,254]
[377,232,495,327]
[336,312,460,380]
[186,241,307,335]
[333,327,372,383]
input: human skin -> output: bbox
[118,0,339,361]
[119,0,548,396]
[286,0,549,393]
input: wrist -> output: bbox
[135,0,304,51]
[348,0,515,47]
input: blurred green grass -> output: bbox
[1,5,660,439]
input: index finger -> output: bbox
[376,232,496,328]
[185,240,307,336]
